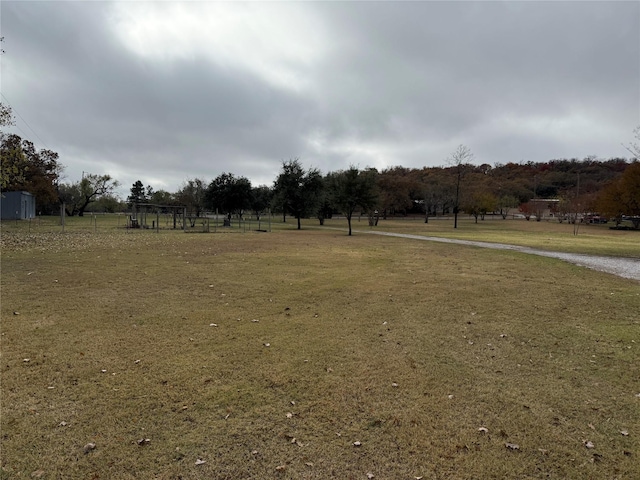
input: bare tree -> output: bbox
[622,126,640,159]
[447,144,473,229]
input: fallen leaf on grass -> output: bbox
[137,438,150,446]
[23,358,30,363]
[505,443,519,450]
[478,427,488,433]
[276,465,286,471]
[286,412,293,418]
[353,441,362,447]
[251,450,258,455]
[367,473,375,479]
[83,443,96,454]
[264,343,270,347]
[209,323,218,327]
[620,430,629,436]
[58,421,68,427]
[30,470,45,478]
[391,382,399,388]
[584,441,595,449]
[195,459,206,465]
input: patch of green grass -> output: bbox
[316,216,640,258]
[1,228,639,479]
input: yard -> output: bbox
[1,217,638,479]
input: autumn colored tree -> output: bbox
[1,133,62,211]
[463,190,498,222]
[377,167,416,218]
[597,162,640,228]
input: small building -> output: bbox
[1,191,36,220]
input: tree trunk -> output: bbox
[347,214,352,236]
[297,216,301,230]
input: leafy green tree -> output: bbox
[148,189,174,206]
[127,180,146,206]
[249,185,272,229]
[250,185,271,217]
[58,174,120,216]
[1,132,27,193]
[315,177,334,225]
[90,194,126,213]
[175,178,207,216]
[497,194,519,219]
[273,159,323,230]
[327,166,378,236]
[205,172,252,218]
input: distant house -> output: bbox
[1,191,36,220]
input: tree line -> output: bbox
[2,101,639,229]
[124,154,640,231]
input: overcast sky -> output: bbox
[2,1,639,198]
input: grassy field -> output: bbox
[320,215,640,259]
[3,213,638,257]
[1,219,639,479]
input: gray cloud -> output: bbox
[2,1,638,196]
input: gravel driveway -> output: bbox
[361,230,640,282]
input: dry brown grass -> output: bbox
[1,227,639,479]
